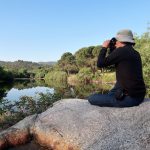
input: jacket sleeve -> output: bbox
[97,47,122,68]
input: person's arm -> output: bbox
[97,47,122,68]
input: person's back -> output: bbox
[88,29,146,107]
[110,45,146,98]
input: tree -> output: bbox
[77,67,93,84]
[75,46,95,68]
[92,45,101,57]
[58,52,78,74]
[134,30,150,86]
[0,66,13,81]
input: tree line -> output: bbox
[0,30,150,87]
[45,30,150,86]
[0,60,53,81]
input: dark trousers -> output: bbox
[88,83,144,107]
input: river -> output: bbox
[0,79,112,102]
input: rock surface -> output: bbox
[0,98,150,150]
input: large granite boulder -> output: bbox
[0,98,150,150]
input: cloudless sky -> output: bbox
[0,0,149,62]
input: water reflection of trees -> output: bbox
[2,79,149,100]
[13,79,47,90]
[0,82,13,104]
[72,83,113,99]
[45,80,113,99]
[0,80,48,102]
[45,80,74,98]
[0,89,7,100]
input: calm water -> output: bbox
[1,79,149,106]
[0,80,51,101]
[0,79,112,102]
[5,86,54,101]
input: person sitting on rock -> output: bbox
[88,29,146,107]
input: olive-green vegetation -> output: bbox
[0,66,13,82]
[0,92,61,129]
[57,52,79,74]
[77,67,94,84]
[135,31,150,97]
[45,71,68,84]
[0,60,53,79]
[134,32,150,86]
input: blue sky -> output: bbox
[0,0,149,62]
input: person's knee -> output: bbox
[88,94,97,105]
[88,95,93,104]
[88,96,93,104]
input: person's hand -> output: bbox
[102,40,110,48]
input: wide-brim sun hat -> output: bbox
[115,29,135,43]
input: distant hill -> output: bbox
[0,60,39,70]
[0,60,56,71]
[38,61,56,66]
[0,60,55,71]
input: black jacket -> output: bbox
[97,45,146,98]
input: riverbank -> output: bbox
[67,72,116,85]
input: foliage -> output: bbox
[0,60,41,71]
[75,46,95,68]
[92,45,101,57]
[0,60,52,79]
[0,66,13,82]
[100,72,116,83]
[134,31,150,86]
[77,67,94,83]
[0,92,61,129]
[44,71,68,84]
[71,82,112,99]
[58,52,78,74]
[34,68,48,79]
[146,89,150,98]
